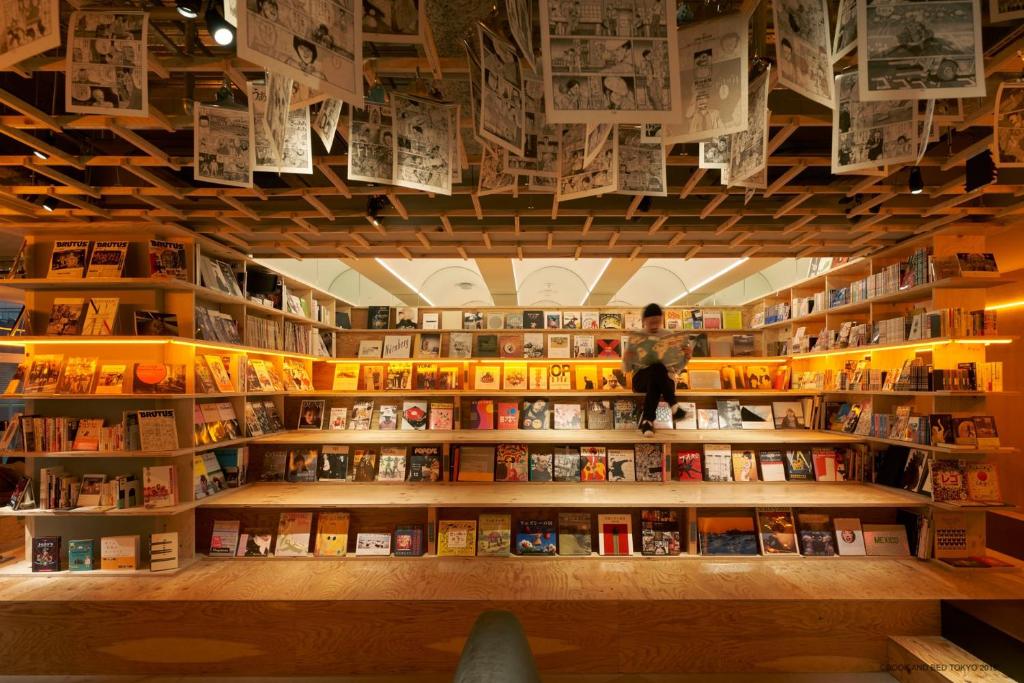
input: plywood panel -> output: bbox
[0,599,939,676]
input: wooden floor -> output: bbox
[0,676,901,682]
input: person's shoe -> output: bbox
[638,420,655,437]
[671,403,688,423]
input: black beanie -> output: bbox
[642,303,663,319]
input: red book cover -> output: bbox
[470,400,495,430]
[676,450,703,481]
[601,523,631,555]
[496,401,519,430]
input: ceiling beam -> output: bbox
[475,258,517,306]
[583,258,647,306]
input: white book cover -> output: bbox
[422,313,440,330]
[673,402,697,429]
[382,335,412,358]
[833,518,866,556]
[149,531,179,572]
[703,445,731,481]
[357,340,383,358]
[355,532,392,556]
[275,512,313,556]
[441,310,462,330]
[548,334,571,358]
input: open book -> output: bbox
[627,331,691,374]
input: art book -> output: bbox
[553,403,582,430]
[318,446,349,481]
[675,450,702,481]
[516,520,557,555]
[495,443,529,481]
[377,447,408,481]
[641,509,680,556]
[529,448,554,481]
[798,513,836,556]
[698,512,758,556]
[438,520,477,556]
[634,443,663,481]
[558,512,592,555]
[755,508,798,554]
[477,513,512,556]
[597,514,633,556]
[408,446,443,482]
[607,448,636,481]
[275,512,313,556]
[833,517,866,556]
[48,241,90,279]
[429,402,454,431]
[579,446,607,481]
[351,450,378,482]
[553,446,581,481]
[314,512,350,557]
[520,398,549,429]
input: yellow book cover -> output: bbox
[283,360,313,391]
[249,359,275,391]
[332,363,359,391]
[744,366,772,390]
[575,364,598,391]
[361,364,386,390]
[94,363,127,395]
[731,449,758,482]
[437,364,461,390]
[664,309,682,329]
[100,535,139,570]
[549,363,572,390]
[503,362,527,390]
[473,364,501,391]
[599,366,627,390]
[438,520,477,557]
[528,365,548,390]
[56,356,98,394]
[386,362,413,390]
[723,310,744,330]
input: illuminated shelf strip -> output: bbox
[789,337,1015,359]
[324,356,789,365]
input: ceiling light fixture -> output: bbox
[665,258,749,306]
[40,196,59,212]
[176,0,201,18]
[206,6,235,45]
[375,258,435,306]
[366,194,388,228]
[908,167,924,195]
[32,149,48,160]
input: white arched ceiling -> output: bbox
[699,258,815,305]
[376,259,495,307]
[613,258,744,306]
[257,258,399,306]
[513,258,611,306]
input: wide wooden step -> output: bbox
[0,675,901,682]
[887,636,1013,682]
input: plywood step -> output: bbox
[0,676,900,683]
[887,636,1013,682]
[941,601,1024,681]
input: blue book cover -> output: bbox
[68,539,94,572]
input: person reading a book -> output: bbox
[622,303,691,437]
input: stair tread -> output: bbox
[889,636,1013,682]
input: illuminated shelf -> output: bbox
[249,428,862,446]
[5,336,327,361]
[274,389,820,398]
[0,501,198,517]
[339,327,761,334]
[789,337,1016,360]
[194,437,250,452]
[199,480,928,509]
[0,277,196,291]
[10,392,249,400]
[821,390,1007,398]
[0,447,195,458]
[326,356,789,365]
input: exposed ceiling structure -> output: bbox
[0,2,1021,263]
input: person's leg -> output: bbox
[632,366,659,433]
[651,363,689,423]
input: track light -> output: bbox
[909,167,924,195]
[366,195,388,228]
[206,6,235,45]
[33,149,48,160]
[41,196,59,212]
[176,0,201,18]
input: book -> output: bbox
[965,463,1001,503]
[529,448,554,481]
[502,362,527,390]
[972,416,1000,448]
[731,449,758,481]
[548,334,571,358]
[437,520,477,556]
[81,297,119,335]
[100,535,140,570]
[331,363,359,391]
[553,446,581,481]
[931,460,968,503]
[516,520,557,555]
[350,401,374,430]
[476,334,498,357]
[698,512,757,555]
[703,444,731,482]
[377,446,407,481]
[393,525,425,556]
[386,363,412,390]
[558,512,592,555]
[463,311,483,330]
[575,364,599,391]
[478,513,512,556]
[382,335,412,358]
[498,334,523,358]
[953,417,978,445]
[473,364,500,391]
[716,400,743,429]
[286,449,317,482]
[740,404,774,430]
[641,509,680,556]
[833,518,867,555]
[548,363,572,389]
[46,298,86,335]
[203,355,235,392]
[408,446,443,481]
[131,363,186,394]
[758,450,786,481]
[134,310,179,336]
[607,447,636,481]
[612,399,638,430]
[496,401,519,430]
[150,532,179,572]
[467,399,495,429]
[68,539,95,572]
[798,513,836,556]
[31,536,60,572]
[314,512,350,556]
[523,310,543,329]
[136,409,179,451]
[457,445,496,482]
[400,401,428,430]
[580,446,607,481]
[56,356,97,394]
[696,408,719,430]
[149,240,186,279]
[416,333,441,358]
[328,407,348,431]
[395,306,418,328]
[520,398,550,429]
[449,331,473,357]
[553,403,583,430]
[586,399,612,429]
[48,240,89,278]
[143,465,177,508]
[367,306,390,329]
[772,401,805,429]
[495,443,529,481]
[581,311,599,329]
[755,508,798,554]
[597,513,633,555]
[428,402,454,431]
[675,449,702,481]
[318,446,349,480]
[351,450,378,482]
[297,399,325,430]
[863,524,911,556]
[357,339,383,358]
[355,533,392,556]
[573,334,595,358]
[784,449,814,480]
[599,312,624,329]
[634,442,663,481]
[528,365,548,389]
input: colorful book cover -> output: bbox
[25,355,65,393]
[634,443,663,481]
[698,513,758,555]
[468,400,495,430]
[68,539,95,571]
[473,364,501,391]
[798,513,836,556]
[377,447,408,481]
[641,509,680,556]
[428,402,454,431]
[784,450,814,480]
[477,513,512,556]
[408,446,443,482]
[496,401,519,430]
[731,449,758,482]
[548,363,572,389]
[393,525,424,556]
[286,449,317,483]
[554,447,581,481]
[580,446,607,481]
[675,450,703,481]
[575,364,599,391]
[331,363,359,391]
[437,520,477,557]
[355,533,392,556]
[495,443,529,481]
[400,401,429,430]
[613,399,638,430]
[756,507,798,554]
[528,365,548,389]
[758,450,786,481]
[502,362,527,390]
[965,463,1001,503]
[833,517,866,556]
[516,520,558,555]
[553,403,583,430]
[498,334,523,358]
[597,514,633,555]
[275,512,313,556]
[520,398,550,429]
[529,448,554,481]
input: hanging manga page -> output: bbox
[479,23,526,156]
[362,0,421,39]
[507,73,561,178]
[391,91,454,195]
[312,97,343,151]
[248,80,313,174]
[237,0,362,104]
[66,11,148,116]
[557,122,617,200]
[348,100,393,184]
[583,122,613,166]
[726,68,770,185]
[194,102,255,189]
[540,0,682,123]
[506,0,536,71]
[832,0,857,62]
[994,83,1024,168]
[832,69,916,174]
[0,0,59,69]
[699,135,730,170]
[989,0,1024,22]
[479,143,517,196]
[773,0,834,108]
[664,12,747,144]
[857,0,985,101]
[616,125,665,196]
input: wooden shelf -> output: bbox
[0,557,197,576]
[249,428,862,446]
[0,500,197,517]
[855,434,1018,455]
[11,393,247,400]
[198,480,929,509]
[343,327,761,334]
[194,436,250,452]
[821,390,1004,397]
[330,356,788,364]
[1,447,195,458]
[1,277,196,291]
[790,337,1017,359]
[282,389,820,398]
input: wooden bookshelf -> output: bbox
[200,480,930,509]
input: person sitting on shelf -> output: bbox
[622,303,691,437]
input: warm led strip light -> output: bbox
[4,336,323,361]
[324,356,789,365]
[791,337,1013,359]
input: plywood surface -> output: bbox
[887,636,1013,682]
[0,555,1021,603]
[199,481,930,509]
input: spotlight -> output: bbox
[206,6,235,46]
[908,167,924,195]
[366,195,388,228]
[176,0,201,18]
[637,196,652,213]
[41,196,58,212]
[32,149,48,160]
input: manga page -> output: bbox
[66,11,148,116]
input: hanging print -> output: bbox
[773,0,834,108]
[391,91,455,195]
[558,122,617,200]
[478,22,526,156]
[0,0,59,69]
[348,100,394,184]
[994,82,1024,168]
[194,102,255,189]
[832,70,916,174]
[66,11,148,116]
[616,125,666,196]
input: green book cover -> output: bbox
[67,539,95,572]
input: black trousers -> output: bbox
[632,363,676,422]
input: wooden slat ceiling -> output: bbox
[0,3,1022,260]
